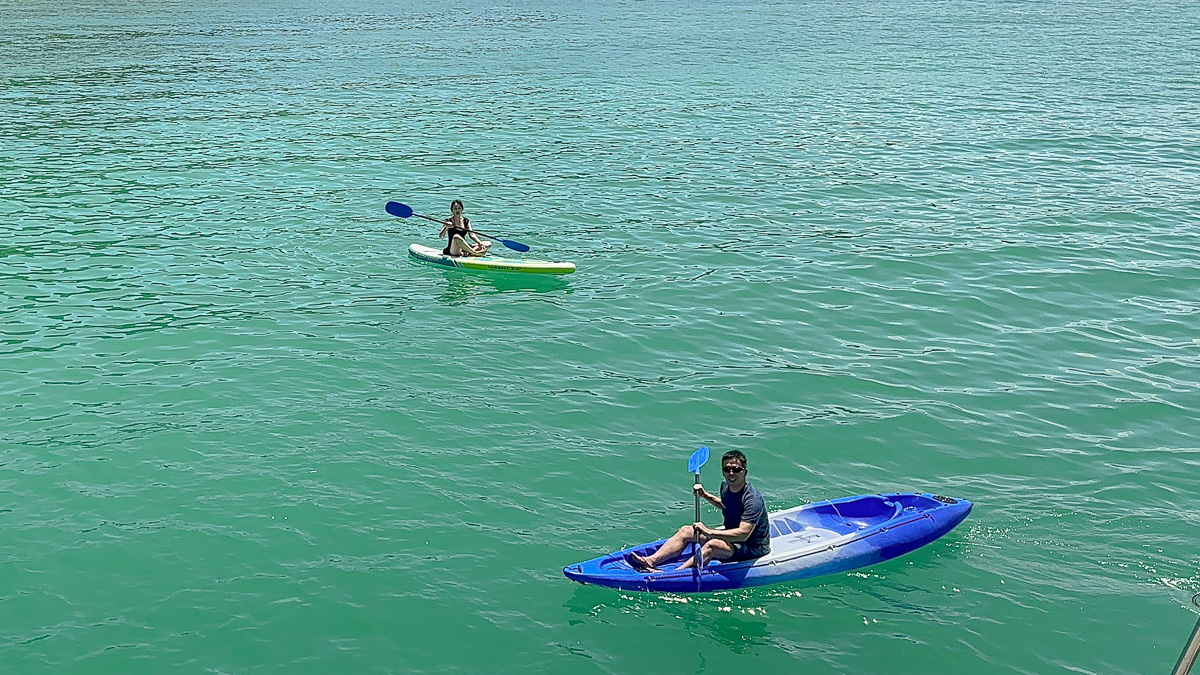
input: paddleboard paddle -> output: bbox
[385,202,532,253]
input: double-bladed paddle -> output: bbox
[385,201,531,253]
[688,445,710,591]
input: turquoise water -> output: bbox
[3,0,1199,671]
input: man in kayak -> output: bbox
[439,199,491,257]
[625,450,771,572]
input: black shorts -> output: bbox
[728,542,770,562]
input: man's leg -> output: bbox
[628,525,696,570]
[679,539,735,570]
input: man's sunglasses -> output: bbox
[722,465,745,475]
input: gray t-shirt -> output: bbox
[720,480,771,555]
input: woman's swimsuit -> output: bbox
[442,217,471,256]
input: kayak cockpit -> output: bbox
[770,494,902,539]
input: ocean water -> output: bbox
[2,0,1199,672]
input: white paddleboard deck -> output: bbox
[408,244,575,275]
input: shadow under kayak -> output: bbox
[563,492,972,593]
[408,243,576,275]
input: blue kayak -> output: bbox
[563,492,971,593]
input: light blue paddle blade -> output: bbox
[688,446,710,474]
[385,201,414,218]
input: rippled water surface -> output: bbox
[3,0,1199,672]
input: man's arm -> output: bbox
[695,520,754,543]
[694,484,722,511]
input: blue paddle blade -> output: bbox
[502,239,531,253]
[385,201,414,218]
[688,446,710,474]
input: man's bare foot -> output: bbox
[624,552,656,572]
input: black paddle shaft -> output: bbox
[398,209,529,252]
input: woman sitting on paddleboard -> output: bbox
[440,199,491,257]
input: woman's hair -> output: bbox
[450,199,464,211]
